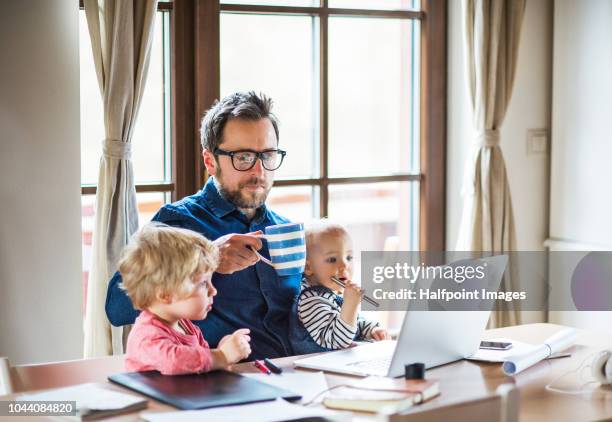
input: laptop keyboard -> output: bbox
[346,357,391,373]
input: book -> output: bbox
[18,382,147,420]
[323,377,440,414]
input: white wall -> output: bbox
[0,0,82,364]
[549,0,612,245]
[446,0,553,324]
[548,0,612,330]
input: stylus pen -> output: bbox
[263,358,283,374]
[331,276,380,308]
[254,360,271,375]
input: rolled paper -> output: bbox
[502,328,576,376]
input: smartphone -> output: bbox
[479,341,513,350]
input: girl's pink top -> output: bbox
[125,310,213,375]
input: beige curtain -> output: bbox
[457,0,526,327]
[83,0,158,357]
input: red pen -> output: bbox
[253,360,271,375]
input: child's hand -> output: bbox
[219,328,251,364]
[370,327,389,341]
[218,334,232,348]
[339,280,362,328]
[342,279,363,308]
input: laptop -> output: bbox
[294,255,508,377]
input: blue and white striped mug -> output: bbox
[255,223,306,276]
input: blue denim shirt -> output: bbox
[105,177,302,359]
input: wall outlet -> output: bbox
[527,129,548,155]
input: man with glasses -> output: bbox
[105,91,298,360]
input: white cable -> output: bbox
[545,351,602,395]
[302,384,350,407]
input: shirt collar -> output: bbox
[203,176,269,221]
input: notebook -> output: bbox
[108,370,302,410]
[322,377,440,414]
[18,382,147,420]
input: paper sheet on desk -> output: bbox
[141,398,349,422]
[243,371,329,404]
[467,338,537,362]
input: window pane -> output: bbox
[220,14,317,180]
[79,12,170,185]
[222,0,318,6]
[131,12,171,183]
[327,181,418,254]
[267,185,317,223]
[81,192,169,314]
[328,17,420,176]
[329,0,419,10]
[79,13,103,185]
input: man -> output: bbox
[105,91,300,359]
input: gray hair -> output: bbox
[200,91,280,152]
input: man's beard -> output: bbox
[216,172,270,210]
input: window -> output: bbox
[79,4,172,309]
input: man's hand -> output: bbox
[218,328,251,364]
[370,327,390,341]
[213,231,263,274]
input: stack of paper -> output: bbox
[18,383,147,420]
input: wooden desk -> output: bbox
[3,323,612,421]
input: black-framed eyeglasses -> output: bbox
[214,148,287,171]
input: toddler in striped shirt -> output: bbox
[288,220,388,355]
